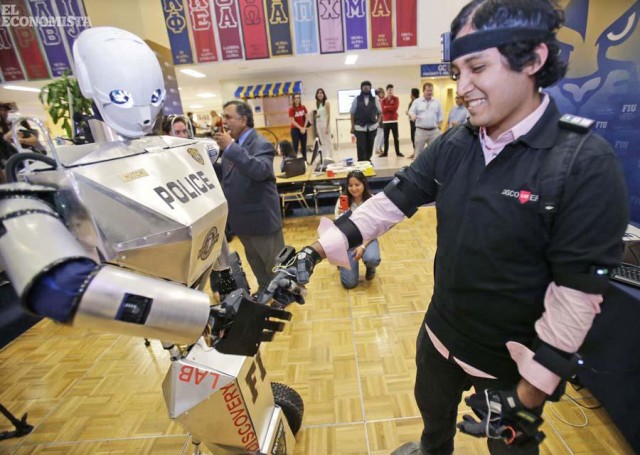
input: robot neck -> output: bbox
[88,118,124,143]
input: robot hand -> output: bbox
[457,389,545,449]
[209,288,291,357]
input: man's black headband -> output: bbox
[446,28,553,62]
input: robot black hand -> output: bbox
[294,246,322,285]
[457,389,545,448]
[209,289,292,357]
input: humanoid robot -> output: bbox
[0,27,306,454]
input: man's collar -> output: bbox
[237,127,253,146]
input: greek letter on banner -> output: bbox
[238,0,269,59]
[213,0,243,60]
[27,0,73,76]
[291,0,318,54]
[317,0,344,54]
[186,0,219,62]
[369,0,392,49]
[162,0,194,65]
[55,0,89,53]
[266,0,293,56]
[3,0,48,79]
[343,0,367,51]
[0,26,26,81]
[396,0,416,47]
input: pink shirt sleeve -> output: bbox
[317,192,405,268]
[507,282,602,395]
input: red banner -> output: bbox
[369,0,392,49]
[0,27,25,81]
[4,0,50,79]
[238,0,269,59]
[213,0,243,60]
[396,0,417,47]
[186,0,219,62]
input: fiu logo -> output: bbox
[215,0,239,29]
[269,0,289,24]
[198,226,219,261]
[163,0,187,34]
[554,0,639,109]
[187,147,205,165]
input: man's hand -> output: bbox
[213,131,233,151]
[457,389,545,448]
[353,246,365,261]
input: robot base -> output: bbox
[163,339,303,454]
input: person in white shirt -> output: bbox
[408,82,443,159]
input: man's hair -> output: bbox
[223,100,254,128]
[386,84,394,90]
[162,116,186,135]
[360,80,372,89]
[451,0,566,88]
[423,82,434,90]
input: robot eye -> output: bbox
[151,88,164,106]
[109,89,134,108]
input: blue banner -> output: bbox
[343,0,367,50]
[546,1,640,224]
[161,0,193,65]
[420,63,450,77]
[27,0,73,77]
[291,0,318,54]
[266,0,293,56]
[54,0,89,52]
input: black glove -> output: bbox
[294,246,321,284]
[457,389,545,448]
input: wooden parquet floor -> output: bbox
[0,207,634,454]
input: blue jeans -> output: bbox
[339,239,381,289]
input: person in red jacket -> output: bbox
[288,94,308,159]
[380,84,404,157]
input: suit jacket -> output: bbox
[218,129,282,236]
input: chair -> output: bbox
[280,183,311,215]
[311,182,342,214]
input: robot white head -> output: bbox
[73,27,165,138]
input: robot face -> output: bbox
[73,27,166,138]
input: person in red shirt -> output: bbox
[288,94,308,159]
[380,84,404,157]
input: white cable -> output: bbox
[548,396,589,428]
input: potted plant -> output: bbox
[39,70,93,139]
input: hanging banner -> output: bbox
[265,0,293,56]
[317,0,344,54]
[27,0,73,76]
[0,26,26,81]
[161,0,194,65]
[238,0,269,59]
[343,0,367,50]
[396,0,416,47]
[54,0,90,53]
[369,0,392,49]
[3,0,49,79]
[212,0,243,60]
[185,0,218,62]
[291,0,318,54]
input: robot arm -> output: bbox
[0,183,210,345]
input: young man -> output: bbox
[350,81,382,162]
[380,84,404,157]
[408,82,443,159]
[275,0,629,453]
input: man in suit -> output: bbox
[213,100,284,292]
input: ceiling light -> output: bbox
[2,85,42,93]
[180,68,206,78]
[345,55,358,65]
[197,93,217,98]
[178,87,182,90]
[190,104,204,109]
